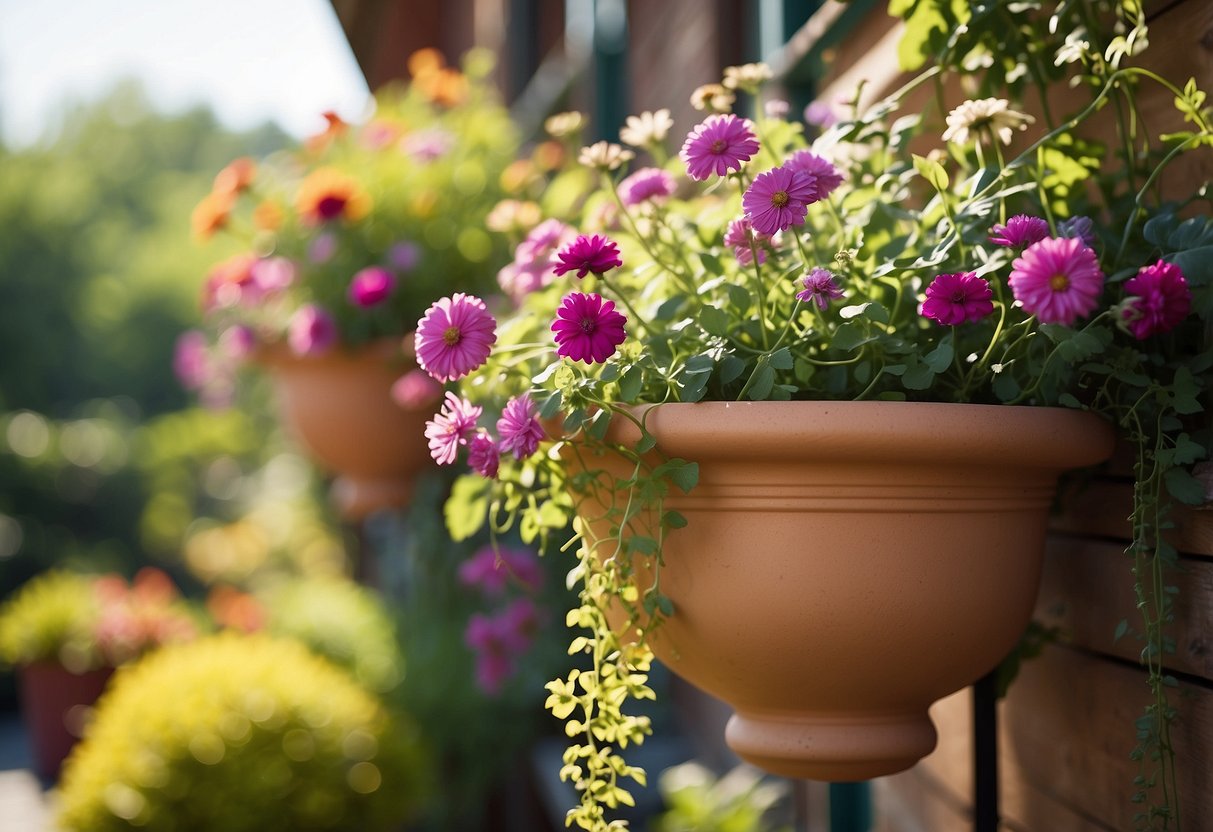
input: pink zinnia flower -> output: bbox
[467,430,500,478]
[1009,237,1105,326]
[679,114,760,181]
[250,256,296,293]
[424,392,482,465]
[415,294,497,382]
[348,266,396,307]
[517,219,576,263]
[989,215,1049,248]
[553,234,623,278]
[723,217,774,267]
[552,292,628,364]
[618,167,677,207]
[1121,259,1191,339]
[173,331,213,390]
[287,304,337,356]
[401,127,454,161]
[497,393,545,459]
[391,369,442,410]
[921,272,995,325]
[742,165,819,236]
[784,150,844,199]
[796,268,845,310]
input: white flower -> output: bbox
[690,84,735,113]
[722,62,773,92]
[544,111,586,139]
[619,109,674,148]
[941,98,1034,146]
[578,141,635,171]
[1055,30,1091,66]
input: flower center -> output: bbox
[316,194,348,220]
[443,326,462,346]
[951,291,968,303]
[771,190,789,208]
[579,318,597,335]
[711,139,728,153]
[1049,273,1070,291]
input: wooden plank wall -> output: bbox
[804,1,1213,829]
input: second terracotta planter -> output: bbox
[257,341,435,520]
[573,400,1115,781]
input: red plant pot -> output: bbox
[18,661,113,780]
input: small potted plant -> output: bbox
[0,568,201,779]
[416,5,1209,829]
[180,48,520,518]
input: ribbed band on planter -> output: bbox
[570,400,1116,781]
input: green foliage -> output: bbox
[56,634,426,832]
[260,576,403,693]
[0,570,99,669]
[652,762,791,832]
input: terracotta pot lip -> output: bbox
[608,400,1116,470]
[253,336,414,368]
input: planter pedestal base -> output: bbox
[726,709,937,781]
[331,475,416,520]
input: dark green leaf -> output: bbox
[768,347,793,370]
[539,391,564,420]
[1164,467,1206,505]
[662,510,687,529]
[747,363,775,400]
[700,305,729,336]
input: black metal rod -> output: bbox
[972,671,999,832]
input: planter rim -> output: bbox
[606,400,1116,470]
[252,336,413,369]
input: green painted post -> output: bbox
[829,782,872,832]
[591,0,628,141]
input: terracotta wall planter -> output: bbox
[574,401,1115,782]
[257,341,433,520]
[18,661,113,780]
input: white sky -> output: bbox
[0,0,372,147]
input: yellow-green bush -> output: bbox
[57,633,425,831]
[0,570,99,670]
[260,577,403,694]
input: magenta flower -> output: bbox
[784,150,844,199]
[497,393,545,459]
[1009,237,1105,326]
[415,293,497,382]
[467,430,501,478]
[742,165,819,236]
[218,325,256,361]
[1121,260,1191,339]
[618,167,677,207]
[804,100,838,128]
[459,546,545,596]
[389,241,420,272]
[552,292,628,364]
[287,304,337,356]
[921,272,995,325]
[424,392,482,465]
[1058,216,1097,248]
[723,217,773,267]
[173,331,213,390]
[679,114,760,181]
[553,234,623,278]
[989,215,1050,248]
[796,268,845,310]
[391,369,442,410]
[348,266,396,307]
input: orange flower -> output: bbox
[213,157,256,196]
[191,190,235,240]
[408,48,445,78]
[295,167,371,225]
[252,199,284,232]
[305,110,350,152]
[533,140,566,172]
[419,68,468,107]
[206,585,266,633]
[500,159,536,193]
